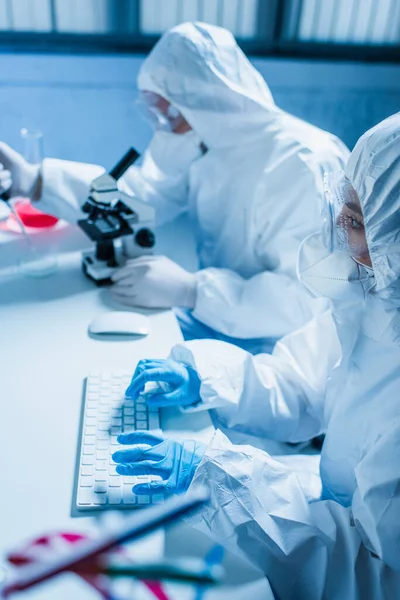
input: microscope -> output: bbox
[78,148,156,285]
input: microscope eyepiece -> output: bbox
[109,148,140,181]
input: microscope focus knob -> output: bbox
[135,228,155,248]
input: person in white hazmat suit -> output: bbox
[110,113,400,600]
[0,22,349,354]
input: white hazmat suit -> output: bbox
[33,22,349,352]
[168,113,400,599]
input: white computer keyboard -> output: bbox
[75,372,163,511]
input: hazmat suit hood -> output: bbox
[346,112,400,303]
[137,21,277,149]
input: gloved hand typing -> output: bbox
[112,432,206,496]
[125,358,201,408]
[0,142,40,199]
[110,255,197,309]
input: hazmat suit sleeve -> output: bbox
[37,131,197,225]
[191,156,329,339]
[170,309,340,443]
[187,424,400,600]
[37,158,105,223]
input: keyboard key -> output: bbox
[123,476,137,484]
[109,477,122,487]
[111,426,122,435]
[124,417,135,426]
[109,466,118,476]
[97,431,109,440]
[111,418,122,427]
[83,446,95,455]
[94,482,107,493]
[82,456,94,466]
[87,401,98,409]
[137,495,150,505]
[84,426,96,436]
[94,495,107,505]
[124,407,134,416]
[86,408,97,417]
[108,489,122,505]
[98,414,110,422]
[152,495,164,504]
[96,450,108,460]
[85,417,97,426]
[136,422,147,430]
[123,486,137,504]
[136,411,147,420]
[95,473,107,482]
[110,436,119,446]
[97,441,109,451]
[78,488,95,506]
[96,460,108,471]
[98,423,109,431]
[84,435,95,445]
[80,476,94,487]
[81,466,93,476]
[123,427,135,436]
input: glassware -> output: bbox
[14,128,58,278]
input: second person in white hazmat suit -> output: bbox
[113,113,400,599]
[0,22,349,353]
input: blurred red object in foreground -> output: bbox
[14,198,58,228]
[5,531,169,600]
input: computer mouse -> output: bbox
[89,312,150,336]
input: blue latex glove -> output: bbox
[125,359,201,408]
[112,431,206,496]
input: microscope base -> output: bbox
[82,250,124,286]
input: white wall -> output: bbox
[0,52,399,168]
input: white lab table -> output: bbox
[0,235,273,600]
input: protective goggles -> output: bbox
[136,91,186,133]
[322,171,369,259]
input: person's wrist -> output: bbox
[181,439,206,490]
[186,365,201,404]
[191,441,206,476]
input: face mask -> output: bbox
[353,257,374,273]
[147,130,204,175]
[297,232,375,301]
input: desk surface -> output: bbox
[0,249,272,600]
[0,251,194,597]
